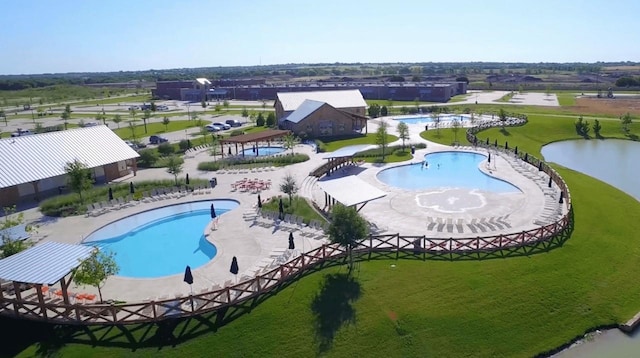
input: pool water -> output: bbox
[240,146,286,157]
[377,151,520,192]
[83,200,238,278]
[395,114,467,124]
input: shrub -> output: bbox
[178,140,190,151]
[137,149,159,168]
[314,140,327,153]
[198,153,310,171]
[157,142,174,156]
[230,130,244,137]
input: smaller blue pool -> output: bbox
[83,200,239,278]
[241,146,286,157]
[377,151,520,192]
[395,114,468,124]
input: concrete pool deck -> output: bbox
[17,119,565,303]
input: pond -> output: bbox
[541,139,640,200]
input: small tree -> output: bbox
[1,206,31,258]
[162,116,170,131]
[241,107,249,118]
[129,107,137,122]
[201,99,207,108]
[469,112,476,127]
[142,109,151,133]
[279,173,299,204]
[283,133,299,155]
[223,100,229,109]
[128,122,137,141]
[73,249,119,303]
[165,155,183,185]
[137,149,159,167]
[380,105,388,117]
[451,117,461,143]
[498,108,508,128]
[157,142,175,156]
[256,112,265,126]
[64,159,93,203]
[396,122,409,151]
[327,204,369,274]
[150,101,157,112]
[431,112,441,136]
[368,103,381,118]
[112,114,123,128]
[621,112,633,133]
[375,121,389,160]
[266,112,276,127]
[593,119,602,138]
[214,104,222,112]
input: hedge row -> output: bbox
[197,153,309,171]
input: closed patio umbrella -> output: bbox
[228,146,232,155]
[548,176,553,188]
[211,203,217,219]
[559,191,564,204]
[185,173,190,185]
[257,194,262,208]
[278,198,284,220]
[486,138,489,145]
[129,182,135,194]
[488,153,491,163]
[108,187,113,201]
[538,162,543,171]
[494,139,498,148]
[184,265,194,291]
[505,141,509,150]
[288,232,295,250]
[230,256,239,284]
[514,146,518,155]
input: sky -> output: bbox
[1,0,639,75]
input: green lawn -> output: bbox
[261,195,325,224]
[112,120,201,140]
[319,133,398,152]
[556,92,577,106]
[6,112,640,357]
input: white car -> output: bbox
[205,124,223,132]
[212,122,231,130]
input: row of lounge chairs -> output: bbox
[247,210,329,239]
[426,215,512,234]
[217,165,277,175]
[86,196,136,216]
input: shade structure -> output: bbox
[257,194,262,208]
[211,203,217,219]
[108,187,113,201]
[288,232,295,250]
[183,265,193,285]
[186,173,190,185]
[230,256,239,275]
[129,182,135,194]
[278,198,284,220]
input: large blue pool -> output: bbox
[395,114,468,124]
[83,200,239,278]
[240,146,286,157]
[377,151,520,192]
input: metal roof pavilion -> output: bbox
[0,241,95,284]
[323,144,376,159]
[317,175,387,209]
[0,125,140,189]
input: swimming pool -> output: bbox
[83,200,239,278]
[240,146,286,157]
[377,151,520,192]
[394,114,468,125]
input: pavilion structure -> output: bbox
[219,129,291,158]
[316,175,387,212]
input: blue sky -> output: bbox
[2,0,639,75]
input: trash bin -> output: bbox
[411,145,415,155]
[210,177,217,188]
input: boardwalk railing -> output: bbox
[0,115,573,325]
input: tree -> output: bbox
[162,116,170,131]
[1,206,31,258]
[575,116,591,137]
[112,114,123,128]
[157,142,175,156]
[266,112,276,127]
[283,133,299,155]
[431,112,441,136]
[128,122,137,141]
[61,105,71,129]
[279,173,299,204]
[451,117,461,143]
[223,100,229,109]
[64,159,93,203]
[368,103,381,118]
[201,99,207,108]
[150,101,157,112]
[241,107,249,117]
[396,122,409,150]
[137,149,159,167]
[95,112,106,125]
[214,104,222,112]
[129,107,137,122]
[73,249,119,303]
[256,112,265,126]
[498,108,508,128]
[209,135,220,159]
[469,112,476,127]
[593,119,602,138]
[327,203,369,274]
[165,155,183,185]
[0,110,6,126]
[380,105,388,117]
[375,121,389,160]
[621,112,633,133]
[142,109,151,133]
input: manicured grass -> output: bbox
[7,113,640,357]
[261,195,325,224]
[366,99,437,106]
[319,133,398,152]
[496,92,515,102]
[556,92,577,106]
[112,120,200,140]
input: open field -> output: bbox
[574,97,640,117]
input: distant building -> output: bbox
[153,79,467,103]
[275,90,368,138]
[0,126,139,207]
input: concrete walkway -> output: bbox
[17,117,562,303]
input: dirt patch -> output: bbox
[574,98,640,116]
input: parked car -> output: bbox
[149,135,169,144]
[212,122,231,130]
[225,119,243,127]
[205,124,223,132]
[128,105,140,111]
[10,129,33,137]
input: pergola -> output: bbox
[219,129,291,158]
[316,175,387,212]
[0,242,96,312]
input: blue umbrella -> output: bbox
[211,203,216,219]
[184,265,193,285]
[230,256,239,275]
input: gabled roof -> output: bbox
[0,241,96,284]
[276,90,366,112]
[0,126,140,189]
[195,78,211,86]
[284,99,326,124]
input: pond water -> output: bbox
[541,139,640,200]
[542,138,640,356]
